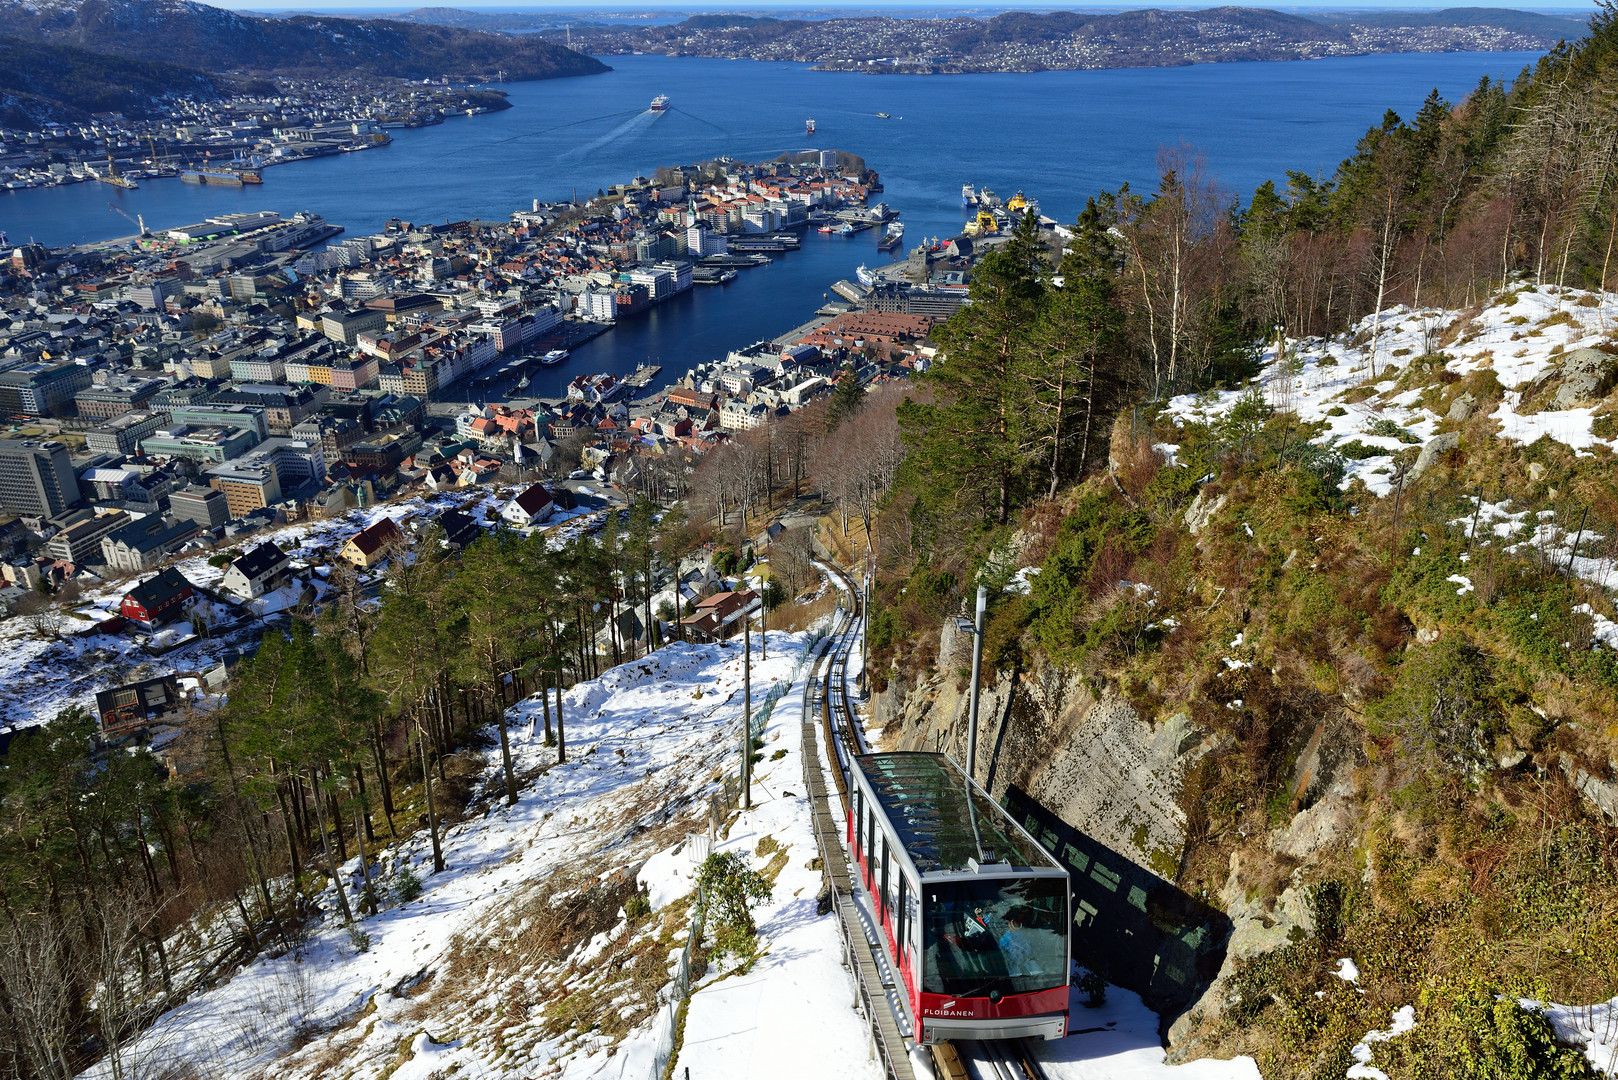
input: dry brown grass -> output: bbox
[772,591,838,633]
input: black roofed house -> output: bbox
[120,567,195,629]
[95,674,185,739]
[436,508,482,549]
[221,542,292,600]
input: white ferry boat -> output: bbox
[650,95,670,112]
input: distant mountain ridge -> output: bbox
[0,0,609,80]
[0,34,227,125]
[536,5,1586,72]
[1311,6,1587,35]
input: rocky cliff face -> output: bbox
[872,626,1362,1048]
[882,638,1199,887]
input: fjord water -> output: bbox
[1,52,1541,391]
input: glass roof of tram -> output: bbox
[855,752,1061,875]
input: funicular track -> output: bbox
[800,561,1053,1080]
[799,560,918,1080]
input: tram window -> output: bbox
[886,859,900,930]
[880,840,890,918]
[922,877,1068,998]
[895,876,907,964]
[866,809,876,872]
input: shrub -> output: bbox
[1327,406,1348,416]
[1076,967,1108,1008]
[393,865,423,903]
[696,851,773,969]
[1375,979,1596,1079]
[1221,389,1276,443]
[1367,635,1501,772]
[1364,418,1422,444]
[1024,493,1155,662]
[1337,440,1385,460]
[623,888,652,920]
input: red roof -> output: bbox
[347,516,402,556]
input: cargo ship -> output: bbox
[181,169,262,186]
[877,220,905,252]
[650,95,670,112]
[961,183,977,207]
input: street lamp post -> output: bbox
[741,613,754,810]
[964,585,987,785]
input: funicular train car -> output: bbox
[847,751,1071,1044]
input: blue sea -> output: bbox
[0,52,1542,395]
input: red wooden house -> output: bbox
[120,567,195,629]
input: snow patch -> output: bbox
[1346,1005,1417,1080]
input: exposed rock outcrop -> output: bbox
[1409,430,1461,482]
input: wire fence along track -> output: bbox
[799,564,918,1080]
[638,882,707,1080]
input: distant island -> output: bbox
[525,6,1584,73]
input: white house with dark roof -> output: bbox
[221,542,292,600]
[500,484,556,528]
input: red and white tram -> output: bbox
[847,751,1071,1044]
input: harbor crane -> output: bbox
[107,203,150,238]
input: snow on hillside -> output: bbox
[0,485,604,730]
[1166,284,1618,498]
[83,631,856,1080]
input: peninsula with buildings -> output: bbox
[0,148,1003,636]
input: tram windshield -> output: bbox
[923,877,1067,997]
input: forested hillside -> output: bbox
[0,36,224,124]
[0,0,608,80]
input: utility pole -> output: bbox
[741,618,752,809]
[860,572,869,693]
[965,585,987,784]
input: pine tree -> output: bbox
[826,363,864,429]
[903,214,1048,531]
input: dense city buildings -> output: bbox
[0,151,960,583]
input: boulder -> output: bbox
[1408,431,1461,482]
[1184,490,1227,536]
[1550,348,1617,408]
[1562,755,1618,823]
[1271,780,1358,861]
[1446,391,1478,423]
